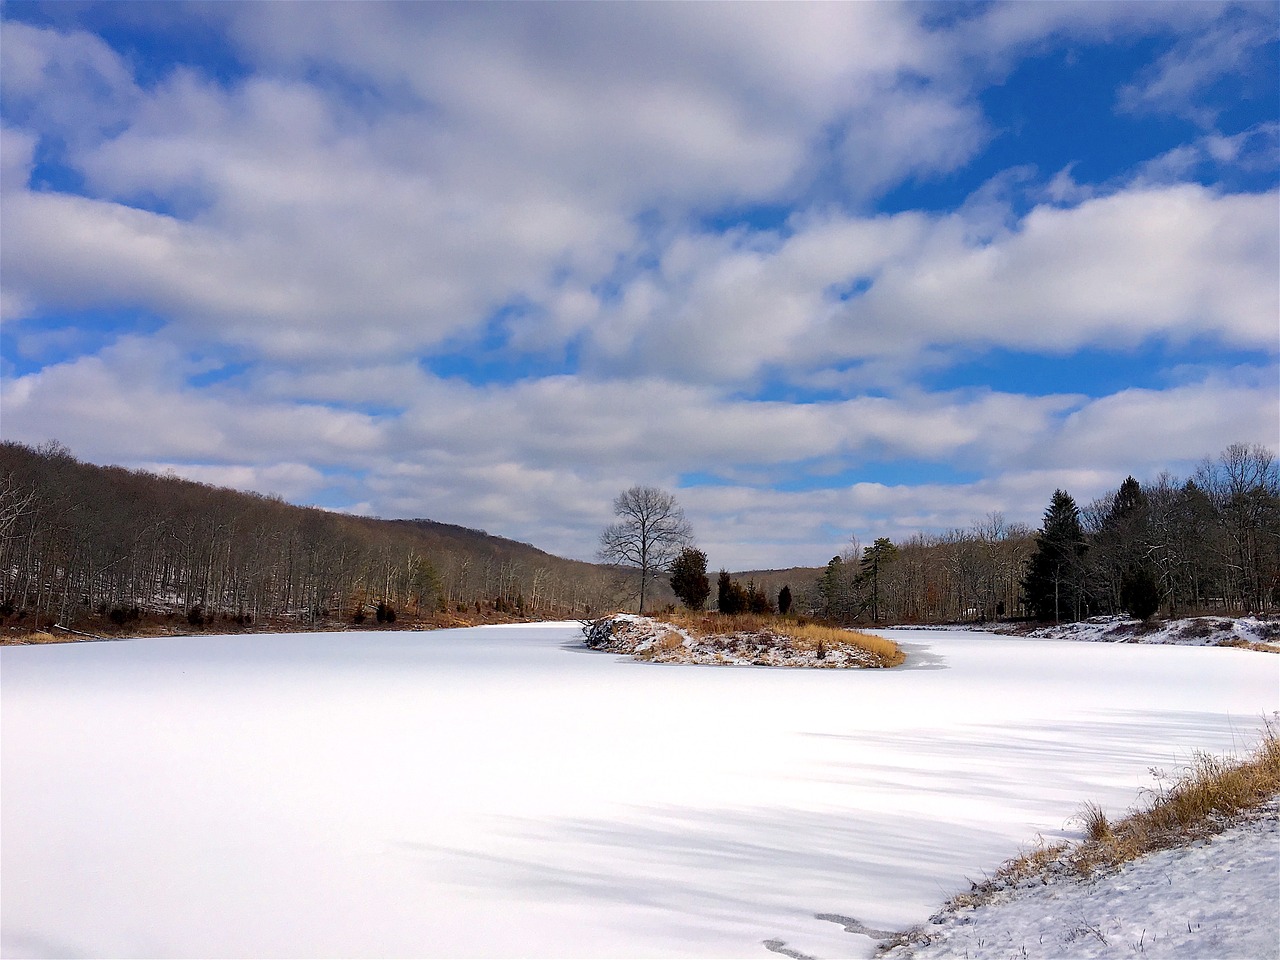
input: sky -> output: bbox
[1,1,1277,570]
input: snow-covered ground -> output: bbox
[2,625,1277,959]
[984,614,1280,648]
[884,800,1279,959]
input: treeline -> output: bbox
[0,441,615,631]
[800,443,1279,625]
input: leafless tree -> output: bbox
[597,486,693,614]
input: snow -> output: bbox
[886,801,1279,959]
[978,614,1280,648]
[2,625,1277,959]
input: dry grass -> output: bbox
[659,611,905,668]
[1219,637,1280,654]
[2,630,64,645]
[967,721,1280,899]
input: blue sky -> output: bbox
[2,1,1277,569]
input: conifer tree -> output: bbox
[860,537,898,623]
[777,585,792,615]
[1022,489,1088,622]
[669,547,711,610]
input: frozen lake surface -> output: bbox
[2,624,1276,958]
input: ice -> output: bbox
[2,625,1276,958]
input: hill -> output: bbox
[0,441,618,638]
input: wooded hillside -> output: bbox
[0,441,616,634]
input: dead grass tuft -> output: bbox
[1219,637,1280,654]
[4,630,63,645]
[783,621,906,667]
[1077,800,1112,842]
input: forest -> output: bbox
[798,442,1279,626]
[1,440,1276,637]
[0,440,616,633]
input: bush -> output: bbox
[187,605,205,627]
[746,582,773,615]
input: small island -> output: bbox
[583,612,905,668]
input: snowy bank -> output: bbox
[987,614,1280,650]
[881,800,1279,959]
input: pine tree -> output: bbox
[1100,476,1160,618]
[860,537,898,623]
[1022,490,1088,622]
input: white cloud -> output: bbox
[0,20,139,139]
[6,324,1270,568]
[856,184,1278,354]
[580,183,1277,387]
[1,5,1275,570]
[1117,12,1279,126]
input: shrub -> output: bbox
[187,605,205,627]
[746,581,773,615]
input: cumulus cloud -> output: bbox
[1,3,1275,568]
[582,183,1277,387]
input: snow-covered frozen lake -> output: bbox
[2,624,1276,959]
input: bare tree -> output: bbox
[597,486,692,614]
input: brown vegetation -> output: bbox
[952,722,1280,908]
[660,611,905,668]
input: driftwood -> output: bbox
[53,624,109,641]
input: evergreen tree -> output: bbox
[1101,476,1160,618]
[860,537,898,624]
[819,555,844,620]
[745,580,772,614]
[668,547,711,610]
[1120,566,1161,620]
[1022,490,1088,622]
[777,584,792,615]
[716,569,748,614]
